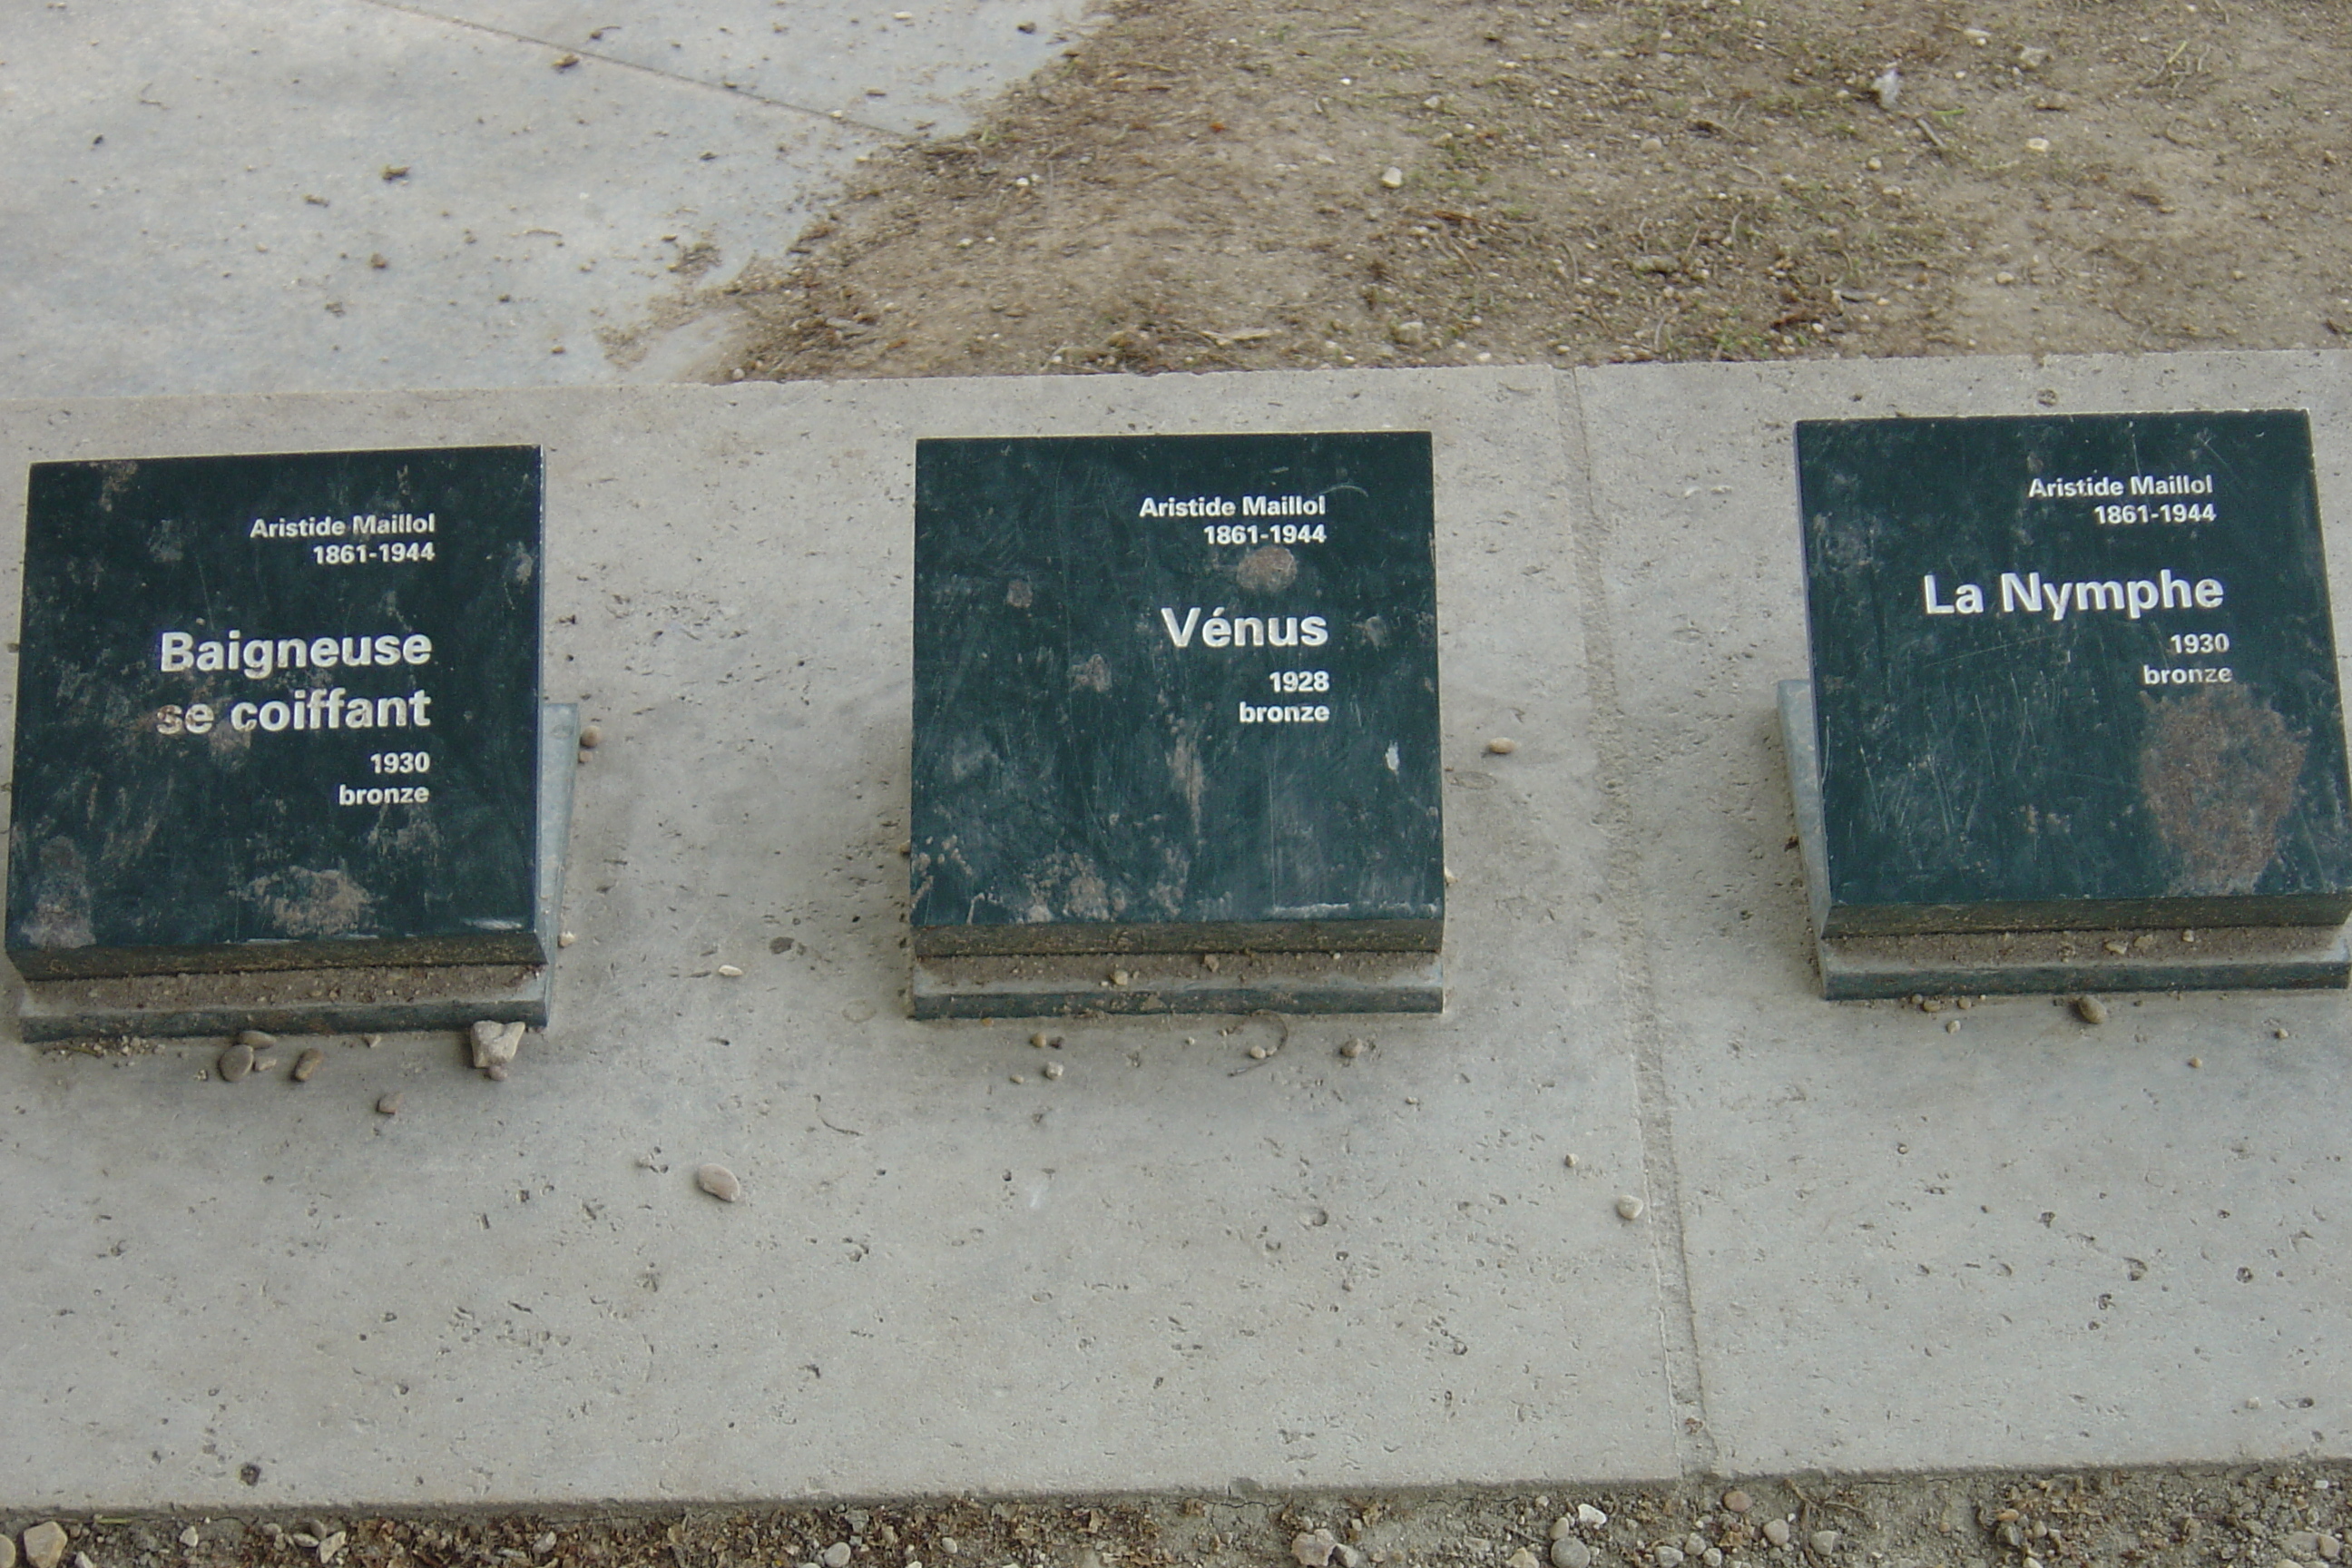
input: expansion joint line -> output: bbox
[355,0,910,139]
[1552,368,1720,1477]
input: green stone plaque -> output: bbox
[8,446,545,978]
[912,431,1443,956]
[1797,410,2352,936]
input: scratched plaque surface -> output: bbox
[911,431,1443,956]
[1798,410,2352,936]
[7,446,544,978]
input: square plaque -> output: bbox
[1796,410,2352,939]
[912,431,1443,959]
[8,446,545,979]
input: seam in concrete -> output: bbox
[355,0,912,138]
[1553,367,1720,1478]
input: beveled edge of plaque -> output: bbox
[1779,680,2352,995]
[912,916,1444,960]
[7,705,573,1001]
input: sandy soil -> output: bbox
[710,0,2352,380]
[26,1465,2352,1568]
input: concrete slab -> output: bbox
[1569,349,2352,1475]
[0,0,1090,399]
[0,369,1675,1509]
[10,353,2352,1511]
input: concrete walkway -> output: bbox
[0,0,1089,397]
[4,351,2349,1510]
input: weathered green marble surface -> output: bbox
[1799,410,2352,936]
[912,431,1443,956]
[8,446,544,976]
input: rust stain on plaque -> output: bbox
[241,867,375,937]
[22,839,95,949]
[1234,545,1298,594]
[2139,684,2306,895]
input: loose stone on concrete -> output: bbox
[292,1047,324,1083]
[1762,1522,1792,1548]
[216,1041,253,1083]
[1551,1542,1591,1568]
[696,1164,743,1203]
[1294,1534,1338,1568]
[470,1019,525,1071]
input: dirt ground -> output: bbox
[716,0,2352,379]
[27,1465,2352,1568]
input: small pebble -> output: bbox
[216,1040,254,1081]
[696,1163,742,1202]
[1339,1036,1367,1059]
[1616,1193,1644,1220]
[1010,1073,1027,1084]
[1293,1533,1338,1568]
[1578,1506,1609,1529]
[292,1047,324,1083]
[577,722,603,749]
[1563,1152,1579,1169]
[1654,1549,1684,1568]
[2276,1027,2290,1040]
[2074,995,2108,1025]
[1506,1551,1538,1568]
[1762,1522,1792,1548]
[824,1546,854,1568]
[362,1033,382,1047]
[1702,1553,1721,1568]
[1810,1534,1840,1556]
[318,1533,348,1565]
[1042,1061,1064,1080]
[485,1064,509,1082]
[1110,968,1132,986]
[1945,1018,1960,1033]
[1722,1490,1752,1514]
[239,1028,278,1049]
[181,1528,202,1549]
[1549,1521,1576,1543]
[1486,737,1518,755]
[1248,1044,1269,1060]
[1378,165,1405,189]
[2189,1056,2202,1069]
[1685,1534,1708,1555]
[717,964,744,978]
[558,931,578,949]
[471,1017,525,1069]
[1551,1542,1592,1568]
[376,1092,405,1116]
[23,1524,66,1568]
